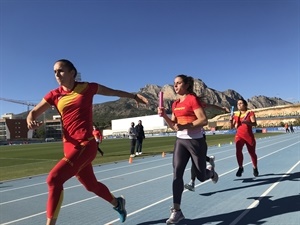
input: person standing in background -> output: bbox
[128,122,137,157]
[135,120,145,155]
[93,125,104,156]
[230,98,259,177]
[290,124,294,133]
[285,123,290,133]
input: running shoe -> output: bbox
[209,156,215,168]
[166,208,185,224]
[184,181,195,192]
[236,167,244,177]
[207,165,219,184]
[253,168,259,177]
[113,196,127,223]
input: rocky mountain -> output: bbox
[91,79,292,128]
[16,78,292,128]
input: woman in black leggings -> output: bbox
[158,74,219,224]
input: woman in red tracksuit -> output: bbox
[27,59,148,225]
[230,98,259,177]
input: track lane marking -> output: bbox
[229,160,300,225]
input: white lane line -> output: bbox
[0,172,173,225]
[1,137,293,204]
[229,160,300,225]
[1,139,299,224]
[0,135,291,192]
[0,134,294,190]
[0,163,170,205]
[104,141,300,225]
[0,156,170,193]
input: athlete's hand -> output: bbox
[223,107,230,113]
[134,94,148,107]
[27,120,43,130]
[157,107,166,117]
[174,123,185,131]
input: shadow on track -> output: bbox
[136,194,300,225]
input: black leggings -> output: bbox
[172,138,213,205]
[136,138,143,152]
[130,139,136,154]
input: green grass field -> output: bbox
[0,133,281,181]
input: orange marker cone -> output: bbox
[162,152,166,157]
[129,157,133,164]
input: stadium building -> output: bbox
[0,113,33,141]
[110,114,169,136]
[1,104,299,141]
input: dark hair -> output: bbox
[176,74,195,94]
[176,74,207,103]
[238,98,248,108]
[55,59,77,78]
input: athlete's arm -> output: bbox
[160,111,177,130]
[96,84,148,105]
[158,105,176,130]
[242,113,257,126]
[27,99,51,129]
[229,114,235,129]
[176,107,208,131]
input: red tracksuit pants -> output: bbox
[235,136,258,168]
[46,140,114,219]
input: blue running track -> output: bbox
[0,133,299,225]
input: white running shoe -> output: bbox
[209,156,215,168]
[207,165,219,184]
[166,208,185,224]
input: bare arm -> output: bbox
[96,84,148,105]
[158,106,208,131]
[229,119,235,129]
[164,113,177,130]
[27,99,51,129]
[242,113,257,126]
[229,114,235,129]
[157,107,177,130]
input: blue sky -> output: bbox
[0,0,299,116]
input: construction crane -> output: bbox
[0,97,37,111]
